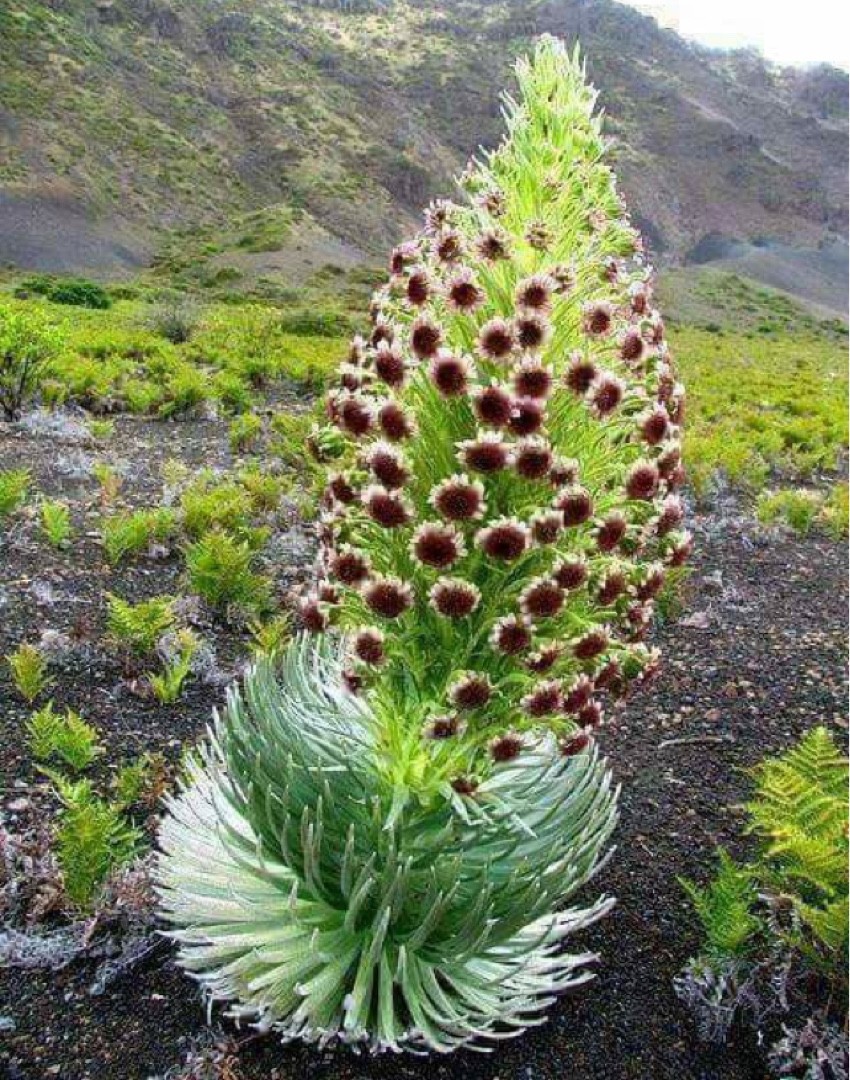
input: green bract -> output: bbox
[157,36,687,1052]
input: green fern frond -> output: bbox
[681,850,761,959]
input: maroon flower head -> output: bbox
[476,518,530,562]
[515,437,553,481]
[555,485,594,527]
[406,266,432,307]
[595,659,624,694]
[473,383,514,428]
[553,557,588,591]
[530,510,564,545]
[477,317,516,363]
[429,350,472,397]
[667,532,693,567]
[525,221,552,250]
[560,730,591,756]
[423,198,455,234]
[656,494,684,536]
[378,401,417,442]
[339,364,365,392]
[563,674,594,714]
[657,444,682,480]
[507,396,544,436]
[411,522,465,570]
[550,264,576,295]
[410,314,443,360]
[565,353,598,396]
[549,457,580,487]
[429,474,485,521]
[515,273,555,314]
[625,460,659,501]
[435,229,463,263]
[300,594,328,634]
[451,775,479,796]
[338,394,374,437]
[520,577,564,620]
[370,317,394,348]
[330,545,371,587]
[449,672,492,711]
[640,406,670,446]
[629,282,649,314]
[364,485,412,529]
[525,643,561,673]
[343,667,363,695]
[578,700,603,728]
[446,268,485,312]
[619,329,645,364]
[490,732,524,762]
[636,564,665,601]
[596,511,628,552]
[589,373,625,417]
[522,680,562,717]
[476,228,510,262]
[477,187,507,217]
[374,342,407,389]
[598,569,627,606]
[328,472,358,505]
[429,578,481,619]
[459,433,511,474]
[574,627,609,661]
[514,312,551,352]
[367,442,409,489]
[425,714,461,740]
[583,301,613,336]
[512,358,553,400]
[353,626,385,666]
[490,614,532,656]
[363,576,413,619]
[390,241,418,276]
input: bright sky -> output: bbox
[621,0,850,70]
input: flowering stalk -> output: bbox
[308,38,688,798]
[158,37,687,1052]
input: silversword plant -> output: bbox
[158,37,688,1052]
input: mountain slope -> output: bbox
[0,0,846,305]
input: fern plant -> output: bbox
[158,38,687,1052]
[40,498,73,548]
[27,702,102,772]
[6,642,52,703]
[677,728,848,1050]
[106,593,176,655]
[0,468,30,519]
[54,777,141,910]
[184,529,271,615]
[148,629,199,704]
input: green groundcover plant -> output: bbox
[158,37,688,1052]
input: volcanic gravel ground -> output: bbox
[0,410,846,1080]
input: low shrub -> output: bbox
[147,296,200,344]
[757,488,823,535]
[47,278,112,310]
[0,307,62,419]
